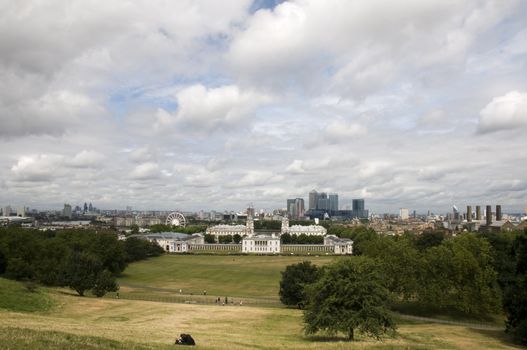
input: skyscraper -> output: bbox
[329,193,338,212]
[352,199,364,211]
[287,198,305,219]
[63,204,72,219]
[317,192,329,211]
[2,205,11,216]
[308,190,318,210]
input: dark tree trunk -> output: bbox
[348,328,354,341]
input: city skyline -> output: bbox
[1,1,527,213]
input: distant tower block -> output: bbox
[467,206,472,222]
[476,206,481,221]
[486,205,492,226]
[496,205,502,221]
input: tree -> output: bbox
[504,231,527,344]
[303,257,395,341]
[61,252,102,296]
[92,269,119,297]
[233,234,242,244]
[279,261,320,307]
[130,224,140,235]
[415,230,445,251]
[204,234,215,244]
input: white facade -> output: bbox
[399,208,409,220]
[242,235,280,254]
[206,218,254,238]
[324,235,353,255]
[287,225,327,236]
[140,233,205,253]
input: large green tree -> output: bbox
[303,257,395,341]
[504,231,527,344]
[279,261,320,307]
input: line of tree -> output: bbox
[280,233,323,244]
[0,227,163,297]
[279,228,527,344]
[148,224,207,234]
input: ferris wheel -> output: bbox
[166,212,186,227]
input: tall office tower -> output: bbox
[247,206,255,218]
[88,203,93,212]
[317,192,328,210]
[486,205,492,226]
[308,190,318,210]
[287,199,296,218]
[63,204,72,219]
[453,205,460,221]
[496,205,502,221]
[329,193,338,212]
[83,202,88,212]
[3,205,12,216]
[293,198,305,219]
[476,206,481,220]
[352,199,365,211]
[399,208,409,220]
[467,206,472,222]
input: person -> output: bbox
[116,292,119,299]
[175,333,195,346]
[203,290,207,296]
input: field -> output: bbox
[0,255,525,350]
[117,254,338,299]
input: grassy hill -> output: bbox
[0,277,54,313]
[0,291,523,350]
[0,256,523,349]
[118,254,337,299]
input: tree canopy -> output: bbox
[279,261,320,307]
[303,257,395,341]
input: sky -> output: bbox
[1,0,527,214]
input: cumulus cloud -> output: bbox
[10,155,64,182]
[129,162,161,180]
[477,91,527,133]
[154,84,269,134]
[69,150,105,168]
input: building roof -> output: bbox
[243,234,279,241]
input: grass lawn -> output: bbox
[0,288,524,350]
[118,254,337,298]
[0,277,54,313]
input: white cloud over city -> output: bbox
[1,0,526,213]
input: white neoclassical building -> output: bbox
[281,216,327,236]
[242,234,280,254]
[206,217,254,238]
[324,235,353,255]
[137,232,205,253]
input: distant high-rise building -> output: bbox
[287,198,305,219]
[476,205,481,220]
[83,202,88,212]
[3,205,12,216]
[308,190,318,210]
[329,193,338,212]
[352,199,365,212]
[88,203,93,212]
[399,208,409,220]
[247,206,255,218]
[63,204,72,219]
[496,205,502,221]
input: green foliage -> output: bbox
[204,234,215,244]
[303,257,395,340]
[279,261,320,307]
[418,234,501,316]
[61,252,103,296]
[130,224,140,235]
[149,224,206,234]
[361,234,420,301]
[218,235,233,244]
[280,233,323,244]
[415,230,445,251]
[327,225,377,255]
[92,270,119,297]
[504,231,527,344]
[233,234,242,244]
[124,238,163,262]
[254,220,281,230]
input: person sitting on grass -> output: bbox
[175,333,195,346]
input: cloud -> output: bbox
[69,150,105,168]
[477,91,527,133]
[154,84,269,134]
[129,162,161,180]
[10,155,64,182]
